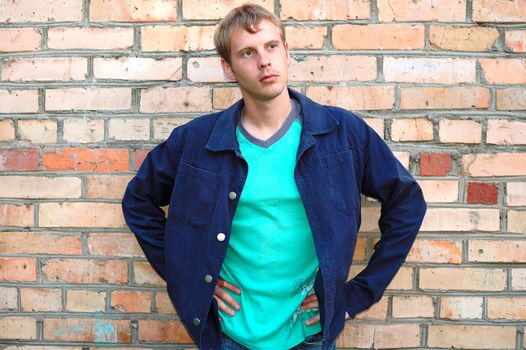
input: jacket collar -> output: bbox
[205,88,339,152]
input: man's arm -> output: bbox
[344,122,427,319]
[122,137,180,280]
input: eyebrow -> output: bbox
[235,40,281,55]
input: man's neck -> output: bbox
[240,88,292,141]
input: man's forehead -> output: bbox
[230,20,283,48]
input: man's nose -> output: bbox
[258,52,271,68]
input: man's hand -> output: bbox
[300,294,351,325]
[214,278,241,320]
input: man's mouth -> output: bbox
[260,74,278,82]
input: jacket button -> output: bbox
[217,233,226,241]
[193,318,200,326]
[228,191,237,200]
[204,274,213,284]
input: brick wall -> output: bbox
[0,0,525,348]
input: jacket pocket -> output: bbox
[321,150,359,210]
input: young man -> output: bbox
[122,4,426,350]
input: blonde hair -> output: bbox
[214,3,286,64]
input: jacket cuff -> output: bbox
[344,279,375,319]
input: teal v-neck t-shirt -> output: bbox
[219,100,321,349]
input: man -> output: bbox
[122,4,426,350]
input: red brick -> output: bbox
[213,88,243,110]
[467,182,497,204]
[0,28,41,52]
[419,179,459,203]
[42,259,128,284]
[420,153,451,176]
[141,25,215,51]
[0,232,81,255]
[497,88,526,110]
[0,203,34,227]
[94,57,182,81]
[48,27,134,50]
[377,0,466,22]
[333,24,424,50]
[138,319,193,343]
[109,119,150,141]
[420,268,506,291]
[0,258,37,282]
[0,148,38,170]
[87,232,143,257]
[473,0,526,22]
[512,269,526,290]
[156,292,176,314]
[281,0,370,20]
[133,262,165,286]
[391,118,433,141]
[110,290,152,313]
[440,296,483,319]
[44,318,131,342]
[18,119,58,143]
[337,323,420,348]
[407,239,462,264]
[188,57,227,83]
[428,325,515,349]
[439,119,482,144]
[42,148,128,172]
[462,153,526,176]
[286,26,327,49]
[421,208,500,232]
[505,30,526,52]
[487,119,526,144]
[0,317,37,340]
[46,88,132,111]
[66,290,106,312]
[488,297,526,320]
[481,58,526,84]
[86,175,133,200]
[39,202,125,228]
[153,118,193,141]
[0,176,81,199]
[354,296,388,320]
[63,118,105,143]
[429,26,499,51]
[307,86,395,111]
[1,57,87,82]
[289,56,376,82]
[387,267,414,290]
[0,0,83,22]
[21,288,62,312]
[392,295,434,318]
[183,0,273,19]
[384,57,476,84]
[400,87,490,110]
[0,90,39,113]
[90,0,177,22]
[140,87,212,113]
[133,148,151,170]
[469,240,526,263]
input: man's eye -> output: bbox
[269,43,277,49]
[243,50,253,57]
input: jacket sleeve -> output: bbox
[121,133,181,281]
[344,121,427,318]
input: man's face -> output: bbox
[221,20,290,103]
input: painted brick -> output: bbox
[286,26,327,49]
[183,0,273,19]
[153,118,193,141]
[407,239,462,264]
[140,86,212,113]
[42,148,129,172]
[336,323,420,348]
[440,296,483,319]
[384,57,476,84]
[0,203,34,227]
[133,262,165,286]
[87,232,143,257]
[497,88,526,110]
[467,182,498,204]
[86,175,133,200]
[0,0,83,22]
[39,202,125,228]
[43,318,131,342]
[469,240,526,263]
[48,27,134,50]
[0,119,15,141]
[0,28,41,52]
[428,325,516,349]
[110,290,152,313]
[481,58,526,84]
[0,257,37,282]
[355,296,388,320]
[94,57,182,81]
[462,153,526,176]
[307,86,395,111]
[505,29,526,52]
[281,0,370,20]
[133,148,151,170]
[488,297,526,320]
[0,287,18,310]
[141,25,215,51]
[138,319,194,343]
[507,182,526,206]
[487,119,526,145]
[429,26,499,51]
[0,148,39,171]
[66,290,106,312]
[42,259,128,284]
[0,90,39,113]
[392,295,434,318]
[21,288,62,312]
[333,24,424,50]
[420,268,506,291]
[63,118,105,143]
[400,87,490,109]
[421,208,500,232]
[512,269,526,290]
[377,0,466,22]
[473,0,526,22]
[108,118,150,141]
[419,179,458,203]
[90,0,177,22]
[386,267,413,290]
[0,232,81,255]
[212,87,243,110]
[18,119,57,143]
[156,292,176,314]
[2,57,87,82]
[289,56,376,82]
[508,210,526,233]
[0,317,37,340]
[391,118,433,141]
[438,119,481,144]
[46,88,132,111]
[188,57,227,83]
[420,153,451,176]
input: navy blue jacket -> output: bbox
[122,89,426,349]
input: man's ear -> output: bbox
[221,58,236,81]
[284,41,291,65]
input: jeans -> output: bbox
[221,332,336,350]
